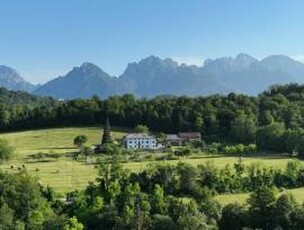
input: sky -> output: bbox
[1,0,304,84]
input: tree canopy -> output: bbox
[73,135,88,148]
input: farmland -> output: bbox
[0,126,304,203]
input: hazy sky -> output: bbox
[1,0,304,84]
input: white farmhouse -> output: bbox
[123,133,157,149]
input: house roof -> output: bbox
[178,132,201,139]
[166,134,182,141]
[124,133,155,140]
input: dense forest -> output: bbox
[2,84,304,155]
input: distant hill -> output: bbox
[33,62,130,99]
[0,65,37,92]
[3,53,304,99]
[0,87,56,106]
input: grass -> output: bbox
[0,126,303,194]
[1,159,97,193]
[122,154,300,172]
[0,126,126,193]
[215,187,304,206]
[0,126,126,158]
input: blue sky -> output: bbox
[0,0,304,84]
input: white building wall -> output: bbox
[124,137,157,149]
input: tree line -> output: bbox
[2,84,304,154]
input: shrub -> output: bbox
[0,139,14,161]
[73,135,88,148]
[134,124,149,133]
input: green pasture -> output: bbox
[0,126,303,194]
[0,126,126,157]
[0,126,126,193]
[122,154,299,172]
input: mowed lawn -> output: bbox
[0,126,303,193]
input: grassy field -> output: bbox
[0,126,126,157]
[0,126,126,193]
[122,154,299,172]
[0,126,303,195]
[215,187,304,205]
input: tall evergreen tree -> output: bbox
[101,117,112,145]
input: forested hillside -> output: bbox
[0,87,55,105]
[2,83,304,155]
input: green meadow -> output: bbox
[0,126,126,193]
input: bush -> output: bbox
[73,135,88,148]
[174,147,191,157]
[222,144,257,155]
[0,139,14,161]
[81,146,93,156]
[206,143,221,154]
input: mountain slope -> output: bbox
[202,53,297,95]
[33,62,130,99]
[261,55,304,82]
[30,53,304,99]
[0,65,36,92]
[120,56,228,97]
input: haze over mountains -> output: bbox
[1,53,304,99]
[0,65,37,92]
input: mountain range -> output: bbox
[1,54,304,99]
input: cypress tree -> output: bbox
[101,117,112,145]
